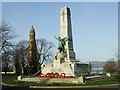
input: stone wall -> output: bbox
[18,77,85,84]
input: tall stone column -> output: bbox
[60,7,76,60]
[27,26,38,75]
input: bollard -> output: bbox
[17,76,22,80]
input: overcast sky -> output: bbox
[2,2,118,62]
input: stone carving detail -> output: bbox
[55,35,69,53]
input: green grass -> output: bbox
[85,77,120,86]
[2,77,120,87]
[2,73,29,76]
[3,79,33,86]
[31,77,120,86]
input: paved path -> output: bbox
[2,84,119,90]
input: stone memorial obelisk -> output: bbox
[60,7,76,61]
[42,7,91,76]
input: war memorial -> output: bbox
[41,7,91,76]
[18,7,91,84]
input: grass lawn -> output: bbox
[31,77,120,86]
[2,76,120,87]
[85,77,120,86]
[2,74,20,76]
[3,79,34,86]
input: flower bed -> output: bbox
[38,73,75,78]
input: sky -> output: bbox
[0,2,2,23]
[2,2,118,62]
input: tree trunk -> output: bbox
[13,66,17,74]
[4,67,8,75]
[21,67,24,74]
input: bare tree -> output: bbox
[11,40,28,74]
[2,50,13,74]
[0,20,16,74]
[114,51,120,72]
[36,39,54,71]
[103,59,117,74]
[13,49,20,74]
[0,20,16,53]
[17,40,28,74]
